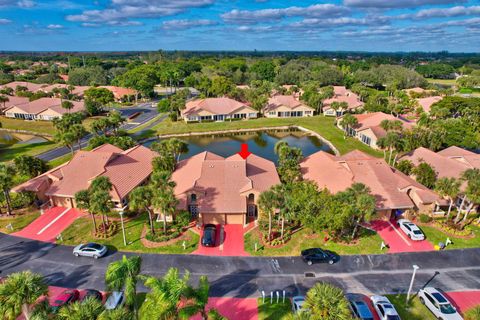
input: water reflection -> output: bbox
[0,131,48,146]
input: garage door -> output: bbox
[202,213,225,225]
[52,196,73,208]
[226,213,244,225]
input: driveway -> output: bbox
[368,220,434,253]
[445,290,480,314]
[191,297,258,320]
[193,224,249,256]
[13,207,83,242]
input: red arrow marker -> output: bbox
[238,143,251,159]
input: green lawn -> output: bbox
[128,113,166,134]
[151,116,383,157]
[426,78,457,86]
[58,213,199,254]
[0,140,58,162]
[245,227,383,256]
[0,117,56,135]
[422,224,480,250]
[257,298,292,320]
[47,153,73,168]
[0,210,41,234]
[386,294,436,320]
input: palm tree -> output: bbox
[89,176,114,232]
[129,186,155,235]
[304,283,351,320]
[344,183,376,239]
[339,114,358,138]
[0,95,9,110]
[459,168,480,223]
[465,305,480,320]
[105,255,142,317]
[61,100,74,113]
[434,177,461,219]
[0,163,15,215]
[139,268,190,320]
[180,276,211,320]
[0,271,48,320]
[165,138,189,163]
[98,308,134,320]
[258,188,277,243]
[150,170,178,234]
[74,189,97,233]
[57,296,104,320]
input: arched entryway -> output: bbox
[247,193,257,223]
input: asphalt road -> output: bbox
[36,102,161,162]
[1,233,479,298]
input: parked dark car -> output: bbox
[50,289,80,313]
[301,248,339,265]
[81,289,103,302]
[201,224,217,247]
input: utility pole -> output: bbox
[406,265,420,303]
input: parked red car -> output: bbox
[50,289,80,312]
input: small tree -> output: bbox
[0,271,48,320]
[105,255,142,316]
[304,283,351,320]
[14,155,47,178]
[57,296,104,320]
[434,177,461,219]
[129,186,155,235]
[339,114,358,137]
[61,100,74,113]
[395,159,414,175]
[0,164,15,215]
[412,161,437,189]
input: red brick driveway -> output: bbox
[193,224,249,256]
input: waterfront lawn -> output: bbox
[0,117,56,135]
[245,227,383,256]
[0,210,41,234]
[386,294,436,320]
[152,116,383,157]
[258,298,292,320]
[422,224,480,249]
[58,213,199,254]
[0,140,57,162]
[426,78,457,86]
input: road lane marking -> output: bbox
[37,208,70,235]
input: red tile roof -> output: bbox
[99,86,137,100]
[351,112,414,139]
[15,144,156,202]
[264,95,313,113]
[171,151,280,214]
[5,97,84,115]
[301,150,441,209]
[182,97,254,117]
[322,86,364,112]
[416,96,442,113]
[0,95,29,109]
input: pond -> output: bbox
[0,131,48,147]
[146,129,334,163]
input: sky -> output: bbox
[0,0,479,52]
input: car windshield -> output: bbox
[432,292,448,303]
[439,303,456,314]
[386,316,400,320]
[413,230,423,235]
[54,300,65,305]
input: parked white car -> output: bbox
[397,219,425,241]
[291,296,306,314]
[370,295,401,320]
[104,291,125,310]
[73,243,107,259]
[418,287,463,320]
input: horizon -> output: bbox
[0,0,479,52]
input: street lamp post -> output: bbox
[119,211,127,246]
[406,264,420,303]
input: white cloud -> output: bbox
[47,24,64,29]
[343,0,466,9]
[0,0,35,8]
[0,18,12,24]
[66,0,214,25]
[161,19,217,30]
[221,4,350,24]
[398,5,480,19]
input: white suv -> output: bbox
[418,287,463,320]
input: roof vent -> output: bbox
[209,164,214,168]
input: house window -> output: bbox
[188,116,197,121]
[248,113,257,118]
[269,111,275,115]
[360,134,371,145]
[305,111,311,115]
[190,193,197,203]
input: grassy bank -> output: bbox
[422,224,480,249]
[0,117,55,135]
[0,140,58,162]
[244,227,383,256]
[0,210,41,234]
[426,78,456,86]
[59,213,199,254]
[151,116,382,157]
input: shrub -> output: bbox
[169,112,177,122]
[95,223,117,238]
[175,210,191,229]
[418,214,432,223]
[465,305,480,320]
[9,191,36,209]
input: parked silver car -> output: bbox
[370,295,401,320]
[73,243,107,259]
[104,291,125,310]
[418,287,463,320]
[291,296,306,314]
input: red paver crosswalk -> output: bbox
[13,207,84,242]
[193,224,249,256]
[368,220,434,253]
